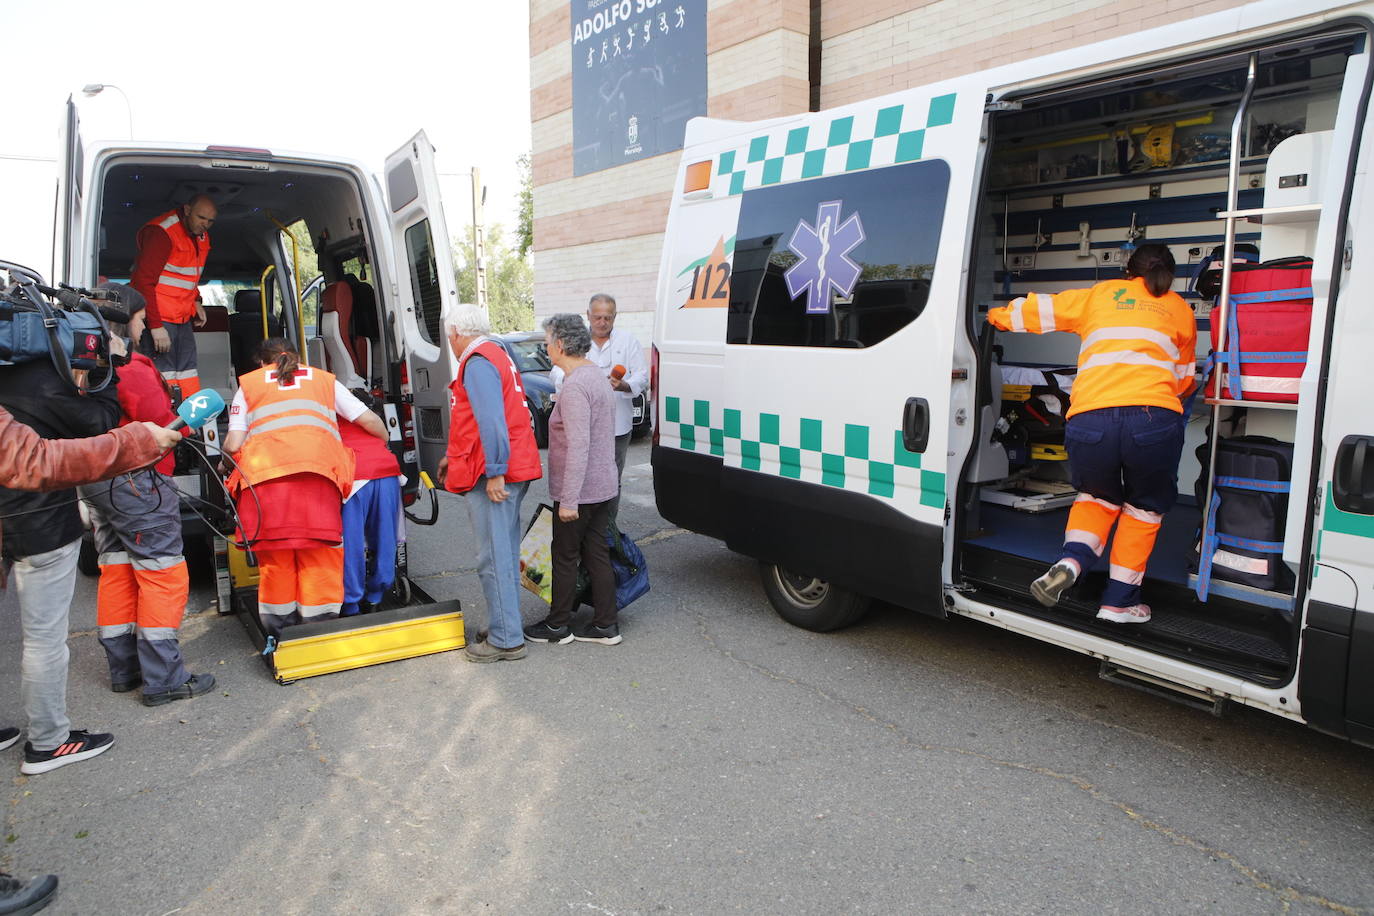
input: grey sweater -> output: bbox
[548,364,618,506]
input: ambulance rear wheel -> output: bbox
[759,562,870,632]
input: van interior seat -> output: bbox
[229,289,281,380]
[320,281,367,388]
[193,304,234,394]
[343,275,377,383]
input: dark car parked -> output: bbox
[494,331,556,447]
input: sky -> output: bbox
[0,0,532,277]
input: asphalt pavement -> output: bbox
[0,436,1371,915]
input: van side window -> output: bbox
[403,219,443,344]
[727,159,949,348]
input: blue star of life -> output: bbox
[784,200,866,315]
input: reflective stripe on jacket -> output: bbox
[137,209,209,323]
[987,277,1196,418]
[231,365,355,497]
[445,340,542,493]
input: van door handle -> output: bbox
[1334,435,1374,514]
[902,397,930,454]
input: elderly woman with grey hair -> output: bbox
[523,313,622,646]
[437,303,544,662]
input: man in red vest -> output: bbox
[437,304,543,663]
[129,194,216,399]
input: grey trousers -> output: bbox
[609,432,631,529]
[13,539,79,751]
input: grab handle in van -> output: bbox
[902,397,930,454]
[1334,435,1374,514]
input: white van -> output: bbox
[652,0,1374,743]
[55,102,466,681]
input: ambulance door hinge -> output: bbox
[1343,240,1353,270]
[984,99,1023,113]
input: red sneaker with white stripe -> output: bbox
[1096,604,1151,624]
[20,730,114,775]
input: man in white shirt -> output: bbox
[549,293,648,522]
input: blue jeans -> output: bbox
[341,477,402,615]
[463,478,530,649]
[13,540,80,751]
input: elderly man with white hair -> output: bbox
[436,304,543,662]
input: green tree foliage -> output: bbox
[516,153,533,258]
[453,223,534,334]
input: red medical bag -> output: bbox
[1209,257,1313,404]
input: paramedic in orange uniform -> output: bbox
[129,195,216,399]
[222,339,387,641]
[987,243,1196,624]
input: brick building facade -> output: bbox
[528,0,1250,341]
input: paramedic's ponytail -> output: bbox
[1126,243,1176,298]
[255,337,301,386]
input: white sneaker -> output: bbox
[1030,560,1079,607]
[1096,604,1151,624]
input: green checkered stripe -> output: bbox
[713,93,957,197]
[663,396,946,509]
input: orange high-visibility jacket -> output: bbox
[136,208,210,323]
[988,276,1196,418]
[230,365,355,498]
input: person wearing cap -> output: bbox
[129,194,216,399]
[986,243,1196,625]
[77,283,216,707]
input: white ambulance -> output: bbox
[652,0,1374,743]
[54,103,467,681]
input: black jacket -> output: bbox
[0,361,123,558]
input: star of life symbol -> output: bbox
[784,200,865,315]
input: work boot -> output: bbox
[0,871,57,915]
[1030,560,1079,607]
[142,673,216,708]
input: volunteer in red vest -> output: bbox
[339,411,404,616]
[987,243,1196,624]
[222,339,386,641]
[129,194,216,399]
[436,304,543,663]
[77,284,215,706]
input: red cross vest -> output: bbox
[444,340,542,493]
[140,208,210,323]
[230,365,355,498]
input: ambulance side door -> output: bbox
[383,131,459,479]
[53,98,85,285]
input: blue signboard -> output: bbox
[570,0,707,176]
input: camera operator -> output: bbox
[0,296,127,776]
[0,404,178,916]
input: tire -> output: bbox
[758,562,870,632]
[78,533,99,577]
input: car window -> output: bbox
[507,339,552,372]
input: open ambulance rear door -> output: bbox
[383,131,459,481]
[54,98,86,286]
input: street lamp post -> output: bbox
[81,83,133,139]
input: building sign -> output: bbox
[570,0,707,176]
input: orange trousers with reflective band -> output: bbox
[97,561,189,633]
[1065,495,1161,590]
[256,546,344,640]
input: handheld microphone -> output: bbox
[168,389,226,431]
